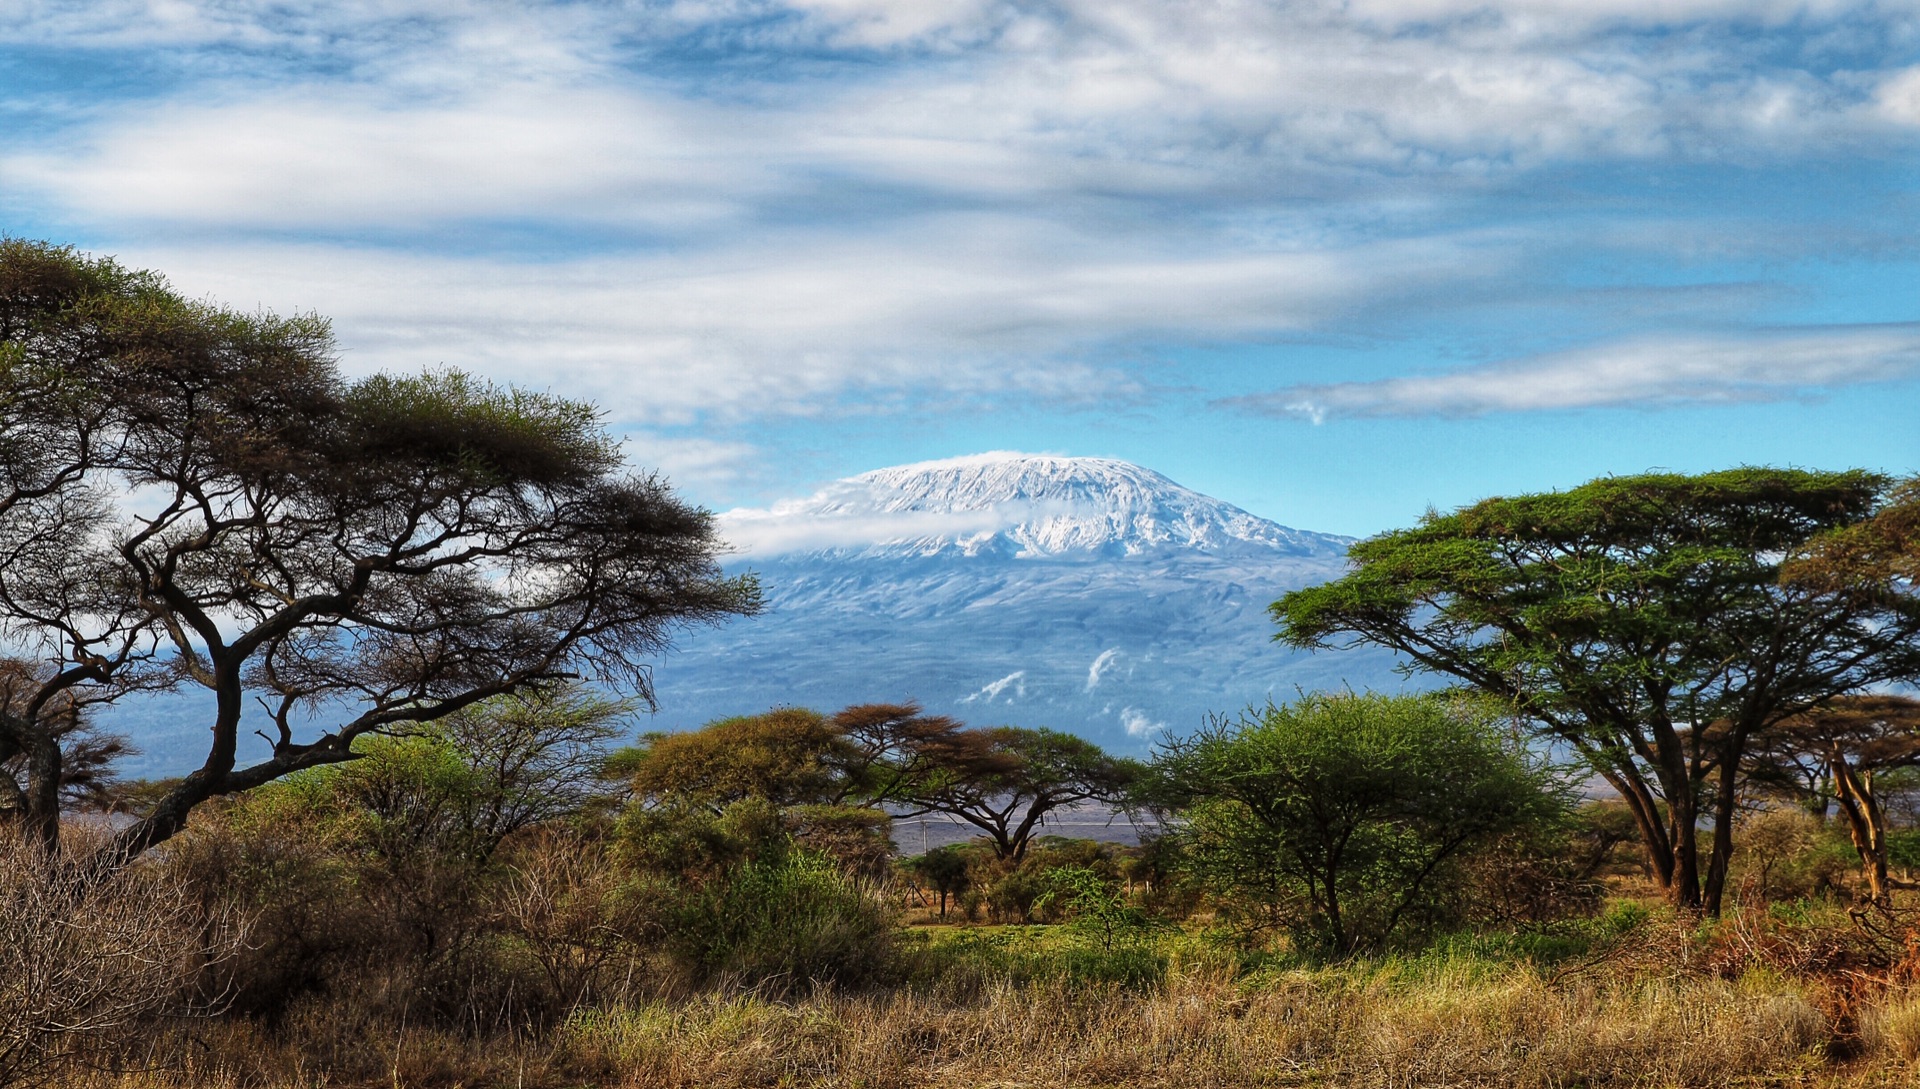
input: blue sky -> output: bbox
[2,0,1917,536]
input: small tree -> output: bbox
[905,844,972,919]
[616,707,899,877]
[896,726,1140,863]
[1749,696,1920,903]
[1155,693,1563,956]
[621,708,846,811]
[1035,866,1162,951]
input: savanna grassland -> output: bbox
[10,240,1920,1089]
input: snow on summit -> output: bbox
[719,452,1345,559]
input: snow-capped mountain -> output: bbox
[718,453,1344,561]
[647,453,1411,751]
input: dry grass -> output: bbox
[42,906,1920,1089]
[50,962,1920,1088]
[535,958,1900,1089]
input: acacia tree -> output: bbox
[622,707,1133,863]
[1154,693,1561,955]
[1274,470,1920,915]
[896,726,1140,862]
[623,708,848,811]
[621,702,1000,814]
[0,240,758,862]
[1750,696,1920,903]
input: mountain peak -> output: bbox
[720,452,1349,560]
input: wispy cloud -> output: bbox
[619,434,763,495]
[962,670,1026,704]
[1233,324,1920,421]
[1120,706,1165,739]
[1085,648,1120,693]
[112,231,1468,428]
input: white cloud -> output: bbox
[3,0,1916,451]
[1239,324,1920,420]
[784,0,1007,47]
[717,505,1014,556]
[1120,706,1164,739]
[102,227,1468,430]
[6,0,1909,238]
[962,670,1026,703]
[1084,648,1120,692]
[3,87,782,232]
[1875,66,1920,125]
[619,434,762,495]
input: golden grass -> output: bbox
[50,924,1920,1089]
[540,959,1901,1089]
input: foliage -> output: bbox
[903,844,972,918]
[492,828,664,1009]
[1454,808,1616,929]
[170,694,633,1023]
[1273,468,1920,914]
[621,709,846,810]
[1035,866,1167,952]
[1747,696,1920,901]
[665,851,894,989]
[0,830,238,1087]
[1155,693,1567,956]
[1728,808,1856,902]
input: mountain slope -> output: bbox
[648,453,1409,750]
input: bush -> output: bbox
[492,828,664,1009]
[0,829,237,1087]
[1731,808,1855,901]
[1456,806,1619,928]
[668,851,894,988]
[1036,866,1167,952]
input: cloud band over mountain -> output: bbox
[1233,325,1920,421]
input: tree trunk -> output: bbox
[1702,742,1743,917]
[1650,757,1703,912]
[1831,749,1892,904]
[1600,766,1675,889]
[23,729,61,856]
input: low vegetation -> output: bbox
[12,689,1920,1088]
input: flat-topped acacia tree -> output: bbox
[0,239,758,862]
[1274,470,1920,915]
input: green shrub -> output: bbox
[1036,866,1167,952]
[897,925,1169,992]
[668,851,894,988]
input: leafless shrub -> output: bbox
[493,829,663,1010]
[0,826,239,1087]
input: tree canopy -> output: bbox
[0,239,758,862]
[1154,693,1561,955]
[1273,469,1920,914]
[620,705,1135,863]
